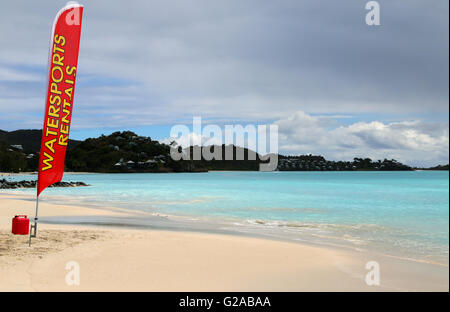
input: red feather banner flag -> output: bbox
[37,2,83,196]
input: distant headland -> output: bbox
[0,129,448,173]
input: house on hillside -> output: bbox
[10,145,23,150]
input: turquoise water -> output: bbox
[2,171,449,264]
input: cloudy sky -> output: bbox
[0,0,448,166]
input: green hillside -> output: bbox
[0,129,429,173]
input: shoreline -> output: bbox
[1,193,448,291]
[1,170,449,177]
[2,190,449,267]
[0,172,97,175]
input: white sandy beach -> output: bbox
[0,193,448,292]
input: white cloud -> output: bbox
[162,111,449,166]
[275,112,449,166]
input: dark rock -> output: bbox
[0,179,89,189]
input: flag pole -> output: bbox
[28,195,39,246]
[29,2,83,246]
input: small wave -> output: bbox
[243,219,385,231]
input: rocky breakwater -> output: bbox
[0,179,89,189]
